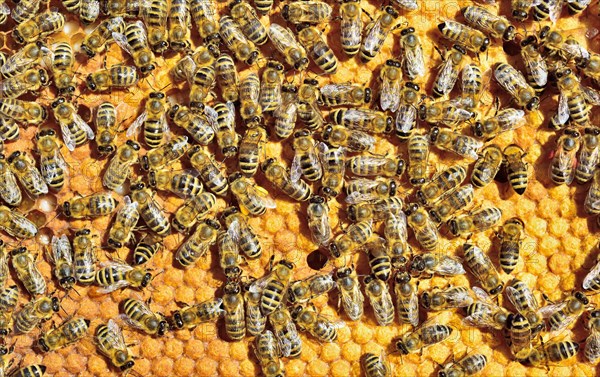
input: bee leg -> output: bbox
[361,8,374,22]
[434,46,446,61]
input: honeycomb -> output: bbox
[2,0,600,376]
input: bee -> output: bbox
[222,281,246,341]
[463,243,503,296]
[497,217,525,274]
[347,155,405,178]
[216,54,240,103]
[506,278,545,337]
[132,240,161,265]
[576,127,600,184]
[11,247,46,297]
[80,0,100,24]
[94,260,152,293]
[95,319,135,372]
[503,144,529,195]
[288,274,336,305]
[187,146,227,196]
[0,246,7,287]
[316,144,344,197]
[394,272,419,326]
[0,206,36,239]
[473,109,525,139]
[80,17,126,57]
[494,63,540,111]
[439,353,488,377]
[408,252,466,278]
[551,68,600,130]
[13,11,65,44]
[330,108,393,134]
[7,150,47,197]
[72,229,96,284]
[428,185,475,225]
[175,219,219,268]
[253,0,272,14]
[261,158,312,202]
[51,42,76,96]
[296,79,323,130]
[421,286,472,311]
[406,134,430,187]
[395,321,454,354]
[0,155,22,206]
[148,169,204,198]
[395,82,421,140]
[268,307,302,358]
[107,196,139,249]
[219,16,259,65]
[113,21,156,74]
[360,6,399,63]
[172,192,217,233]
[462,5,516,41]
[520,340,579,366]
[0,285,18,338]
[229,172,275,216]
[541,291,589,334]
[0,67,49,99]
[0,116,19,142]
[429,127,483,160]
[379,59,402,112]
[306,195,332,247]
[347,197,404,222]
[95,102,118,155]
[464,286,512,330]
[141,135,189,171]
[432,45,467,98]
[167,0,191,51]
[335,266,364,321]
[259,60,284,112]
[102,140,140,190]
[38,317,90,352]
[405,203,440,251]
[213,102,240,158]
[419,98,475,127]
[218,230,242,280]
[448,207,502,237]
[47,235,75,291]
[268,23,308,70]
[239,72,261,127]
[362,352,390,377]
[254,330,285,377]
[244,285,266,336]
[339,0,362,57]
[127,92,169,148]
[229,0,267,46]
[532,0,563,21]
[169,298,223,330]
[14,296,59,334]
[321,124,374,153]
[121,298,168,336]
[51,97,94,151]
[141,0,168,52]
[297,24,338,74]
[585,310,600,362]
[319,83,370,107]
[273,84,298,139]
[365,238,392,281]
[188,64,216,107]
[520,36,547,95]
[345,178,396,204]
[291,130,322,182]
[130,182,170,236]
[2,42,50,79]
[400,27,425,80]
[190,0,220,45]
[384,211,411,269]
[550,129,581,185]
[168,105,216,145]
[238,127,266,177]
[62,193,118,219]
[329,219,373,258]
[291,304,340,342]
[461,63,483,109]
[511,0,537,20]
[282,0,331,24]
[252,259,295,315]
[222,206,262,259]
[586,170,600,215]
[0,98,47,125]
[6,365,47,377]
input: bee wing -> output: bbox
[319,83,354,100]
[363,18,383,53]
[582,86,600,105]
[74,113,95,141]
[395,104,417,133]
[227,217,243,244]
[522,51,548,86]
[112,31,134,58]
[472,286,492,302]
[465,245,492,281]
[578,143,600,177]
[562,41,589,60]
[51,234,73,264]
[583,260,600,290]
[554,142,577,185]
[126,111,147,137]
[506,284,536,313]
[407,290,419,326]
[445,288,473,307]
[268,24,302,53]
[252,184,276,209]
[436,58,459,95]
[140,0,166,27]
[555,94,570,126]
[393,0,418,10]
[381,75,401,112]
[220,17,250,48]
[586,331,600,362]
[548,0,564,21]
[462,302,497,329]
[0,78,27,97]
[248,274,271,293]
[495,109,526,132]
[198,0,217,22]
[538,301,567,319]
[494,65,528,97]
[0,2,9,14]
[290,154,303,183]
[402,39,425,79]
[435,256,466,275]
[40,152,63,187]
[341,287,364,320]
[104,319,128,352]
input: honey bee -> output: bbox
[172,192,217,233]
[428,185,475,225]
[362,352,390,377]
[586,171,600,215]
[121,298,168,336]
[520,340,579,366]
[503,144,529,195]
[494,63,540,111]
[395,321,454,354]
[251,258,294,315]
[51,97,94,151]
[80,17,125,57]
[254,330,285,377]
[190,0,220,44]
[102,140,140,190]
[306,195,332,247]
[0,246,8,287]
[95,319,135,372]
[261,158,312,202]
[462,5,516,41]
[48,235,75,290]
[420,98,476,127]
[429,127,483,160]
[394,272,419,326]
[321,124,374,153]
[315,144,343,197]
[365,238,392,282]
[439,353,488,377]
[175,219,219,268]
[187,147,227,196]
[168,104,216,145]
[11,247,46,297]
[253,0,272,14]
[347,155,405,178]
[169,298,223,330]
[408,252,466,278]
[222,206,262,259]
[213,102,240,157]
[296,79,323,130]
[405,203,440,251]
[421,286,472,311]
[290,130,321,182]
[0,98,47,125]
[345,178,396,204]
[259,61,284,113]
[238,127,266,177]
[244,285,266,336]
[330,108,393,134]
[400,27,425,80]
[14,296,59,334]
[473,109,525,140]
[0,206,37,239]
[460,63,483,109]
[220,15,259,65]
[0,286,17,338]
[0,116,19,143]
[318,83,370,108]
[130,182,170,236]
[238,72,261,127]
[407,134,429,187]
[113,20,156,74]
[448,207,502,237]
[268,308,302,358]
[107,196,139,249]
[94,260,152,293]
[2,42,51,79]
[282,0,331,24]
[222,281,246,341]
[7,151,47,197]
[297,24,338,74]
[187,64,216,106]
[141,135,189,171]
[148,169,204,198]
[540,291,589,334]
[216,54,240,103]
[511,0,537,20]
[395,82,421,140]
[520,36,547,95]
[73,229,96,284]
[229,172,275,216]
[273,84,298,139]
[339,0,362,57]
[229,0,267,46]
[12,11,65,44]
[463,243,503,296]
[550,129,581,185]
[464,286,512,330]
[329,219,373,258]
[334,266,364,321]
[576,127,600,184]
[127,92,169,148]
[360,6,399,63]
[141,0,168,52]
[291,304,341,342]
[506,278,546,337]
[132,239,162,265]
[6,365,48,377]
[379,59,402,112]
[497,217,525,274]
[268,23,308,70]
[167,0,191,51]
[532,0,563,21]
[218,230,242,280]
[551,68,600,130]
[38,317,90,352]
[347,197,404,222]
[62,193,118,219]
[0,67,49,99]
[50,42,76,96]
[585,310,600,362]
[288,274,336,305]
[384,211,411,269]
[432,45,467,98]
[0,157,22,206]
[96,102,118,155]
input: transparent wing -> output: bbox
[381,76,401,112]
[27,166,49,194]
[319,83,354,99]
[495,65,528,97]
[112,31,134,57]
[363,18,383,53]
[582,86,600,105]
[75,113,95,140]
[252,185,276,209]
[51,234,73,264]
[341,287,364,320]
[538,301,567,319]
[583,260,600,290]
[396,104,417,133]
[445,288,473,307]
[127,111,147,137]
[549,0,564,22]
[435,58,459,95]
[290,154,302,183]
[562,40,589,60]
[227,217,243,246]
[585,331,600,362]
[522,50,548,86]
[434,256,466,275]
[462,302,497,329]
[402,39,425,78]
[407,291,419,326]
[578,143,600,177]
[506,283,538,313]
[496,109,526,131]
[220,16,250,49]
[557,94,570,125]
[268,24,301,53]
[60,120,76,150]
[393,0,418,10]
[104,319,128,352]
[465,245,492,281]
[0,2,10,15]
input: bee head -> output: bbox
[60,276,76,287]
[260,158,276,172]
[171,312,184,329]
[148,171,157,187]
[141,272,152,288]
[39,69,49,86]
[385,116,394,133]
[222,146,238,155]
[418,104,427,120]
[421,292,431,308]
[10,247,26,256]
[120,361,135,371]
[473,122,485,137]
[401,27,415,36]
[512,9,528,20]
[480,38,490,52]
[12,30,23,44]
[504,26,517,41]
[281,4,289,20]
[7,151,20,163]
[157,320,169,336]
[294,57,309,70]
[131,182,146,191]
[141,156,150,171]
[85,75,97,91]
[168,105,180,119]
[364,87,372,103]
[310,195,325,204]
[141,64,156,74]
[76,228,90,236]
[107,238,122,249]
[290,305,303,319]
[395,340,410,355]
[38,338,50,352]
[429,127,440,142]
[227,172,243,183]
[329,243,341,258]
[489,284,504,296]
[321,124,333,141]
[575,291,589,305]
[51,297,60,312]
